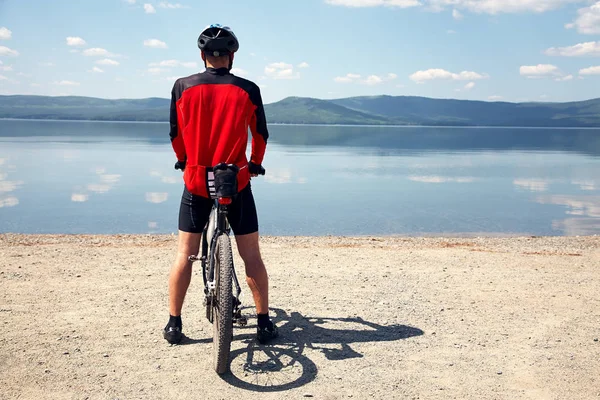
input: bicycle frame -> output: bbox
[199,199,243,321]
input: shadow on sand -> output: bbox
[218,308,424,392]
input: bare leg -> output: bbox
[235,232,269,314]
[168,231,202,316]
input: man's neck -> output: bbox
[206,62,229,69]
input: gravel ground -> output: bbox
[1,234,599,400]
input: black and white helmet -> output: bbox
[197,24,239,57]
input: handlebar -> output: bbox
[174,161,266,176]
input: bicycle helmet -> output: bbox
[197,24,239,57]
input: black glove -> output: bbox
[249,162,265,176]
[174,160,186,171]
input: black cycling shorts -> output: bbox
[178,183,259,236]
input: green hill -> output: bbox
[0,94,599,127]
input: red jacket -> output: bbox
[169,67,269,198]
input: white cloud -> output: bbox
[149,59,197,68]
[96,58,119,66]
[230,67,249,77]
[447,29,457,34]
[265,62,300,79]
[579,65,600,75]
[566,1,600,34]
[146,192,168,203]
[427,0,582,14]
[159,2,189,8]
[66,37,86,46]
[409,68,488,83]
[452,9,463,19]
[555,74,574,81]
[488,95,503,100]
[334,73,361,83]
[298,62,310,68]
[144,39,168,49]
[124,0,136,3]
[464,81,476,90]
[144,3,156,13]
[545,41,600,57]
[0,64,12,72]
[89,67,104,73]
[165,76,179,81]
[0,75,7,81]
[54,80,80,86]
[519,64,562,78]
[364,75,383,85]
[71,194,89,202]
[83,48,114,57]
[39,62,55,67]
[327,0,582,13]
[148,221,158,228]
[334,72,396,84]
[0,46,19,57]
[0,27,12,40]
[148,67,166,74]
[325,0,421,8]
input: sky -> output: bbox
[0,0,599,104]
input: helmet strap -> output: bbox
[228,54,233,71]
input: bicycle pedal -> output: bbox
[234,316,247,327]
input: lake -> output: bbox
[1,119,599,236]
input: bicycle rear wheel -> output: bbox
[213,233,234,374]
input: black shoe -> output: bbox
[163,326,183,344]
[256,322,279,344]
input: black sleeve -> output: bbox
[169,81,179,143]
[250,85,269,142]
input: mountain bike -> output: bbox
[187,162,265,374]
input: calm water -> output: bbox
[1,119,599,236]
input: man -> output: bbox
[163,24,278,345]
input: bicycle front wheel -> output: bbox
[213,233,234,374]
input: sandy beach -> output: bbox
[1,234,599,400]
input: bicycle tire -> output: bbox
[213,233,234,374]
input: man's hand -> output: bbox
[174,160,186,171]
[249,161,265,177]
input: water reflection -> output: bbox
[145,192,168,203]
[1,120,599,235]
[150,169,180,184]
[408,176,476,183]
[553,218,600,236]
[572,180,596,191]
[513,179,550,192]
[537,195,600,218]
[87,184,111,193]
[71,193,89,202]
[267,125,600,158]
[0,157,21,208]
[0,197,18,208]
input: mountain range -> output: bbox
[1,94,599,127]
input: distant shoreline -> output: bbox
[2,118,600,130]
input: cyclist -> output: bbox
[163,24,278,345]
